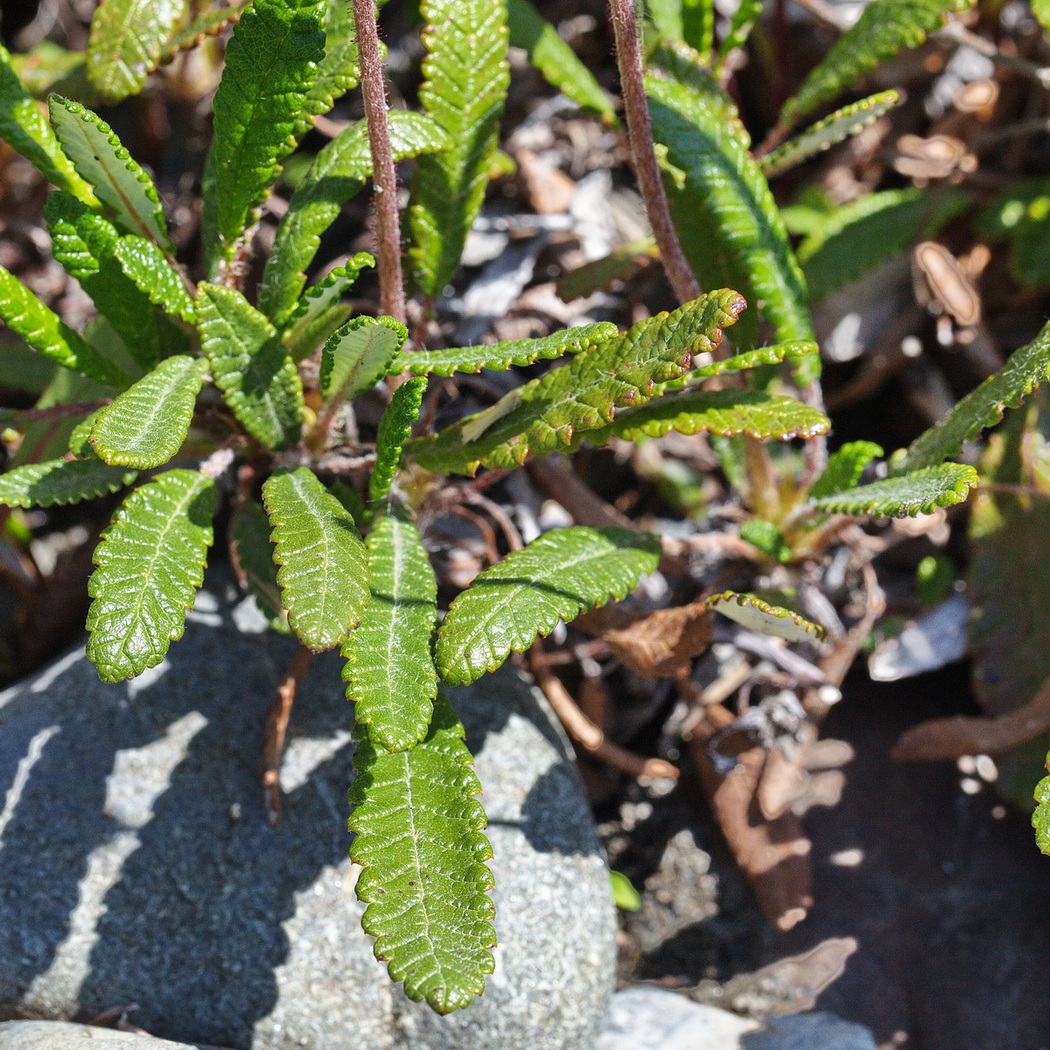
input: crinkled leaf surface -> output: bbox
[320,315,407,400]
[89,355,205,468]
[86,0,190,103]
[779,0,973,130]
[707,591,826,643]
[370,377,427,505]
[114,234,196,323]
[343,509,438,752]
[506,0,615,122]
[0,457,137,508]
[809,440,883,498]
[282,253,374,357]
[408,0,510,297]
[231,497,288,630]
[408,290,745,474]
[1035,767,1050,852]
[437,526,662,685]
[0,45,93,200]
[891,321,1050,474]
[49,95,172,250]
[86,468,216,682]
[196,283,304,450]
[204,0,325,264]
[262,467,368,650]
[260,112,450,326]
[659,340,819,391]
[165,1,250,54]
[349,692,495,1012]
[390,322,617,376]
[292,0,360,139]
[811,463,978,517]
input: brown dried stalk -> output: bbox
[261,644,315,826]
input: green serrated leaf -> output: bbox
[740,519,791,562]
[282,253,374,357]
[371,377,428,505]
[86,468,216,682]
[349,692,495,1012]
[0,457,137,508]
[114,235,196,323]
[408,0,510,297]
[390,322,618,377]
[45,191,161,370]
[231,497,288,631]
[343,509,438,752]
[555,238,658,302]
[408,290,745,474]
[779,0,974,131]
[891,323,1050,475]
[292,0,360,139]
[0,46,94,200]
[260,112,450,326]
[1034,765,1050,853]
[89,355,205,468]
[164,0,250,54]
[507,0,616,123]
[49,95,172,250]
[580,387,830,445]
[707,590,826,642]
[0,266,129,388]
[196,283,304,450]
[717,0,763,63]
[87,0,190,103]
[320,315,408,401]
[760,91,901,179]
[646,43,814,361]
[809,440,883,499]
[659,340,819,391]
[812,463,978,517]
[13,370,110,465]
[798,187,967,303]
[437,525,662,685]
[204,0,326,266]
[262,466,368,650]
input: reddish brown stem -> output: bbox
[350,0,406,323]
[608,0,701,307]
[262,644,315,826]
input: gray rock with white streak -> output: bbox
[0,574,616,1049]
[0,1021,195,1049]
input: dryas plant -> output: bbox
[3,0,1050,1014]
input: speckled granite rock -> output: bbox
[0,576,616,1049]
[0,1021,196,1049]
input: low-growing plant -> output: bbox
[2,0,1050,1014]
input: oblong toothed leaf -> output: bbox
[370,377,428,505]
[0,46,94,200]
[779,0,974,131]
[407,289,746,475]
[812,463,978,517]
[437,525,662,685]
[506,0,616,123]
[203,0,326,265]
[48,95,172,250]
[798,187,967,303]
[707,590,826,643]
[1034,762,1050,854]
[809,439,883,499]
[717,0,763,63]
[320,315,407,400]
[659,340,819,391]
[0,457,137,508]
[45,191,161,370]
[408,0,510,297]
[86,468,216,682]
[390,322,618,377]
[114,234,196,323]
[343,509,438,752]
[292,0,360,139]
[646,43,814,360]
[196,283,304,450]
[262,466,368,650]
[260,111,450,326]
[760,91,901,179]
[891,324,1050,475]
[164,0,250,55]
[579,388,830,445]
[281,253,374,356]
[86,0,190,103]
[231,497,288,630]
[89,355,205,468]
[0,266,129,387]
[349,693,495,1012]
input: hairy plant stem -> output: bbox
[608,0,701,307]
[351,0,406,324]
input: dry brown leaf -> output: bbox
[516,149,577,215]
[601,602,713,679]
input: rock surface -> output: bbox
[742,1012,878,1050]
[0,577,616,1049]
[0,1021,195,1049]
